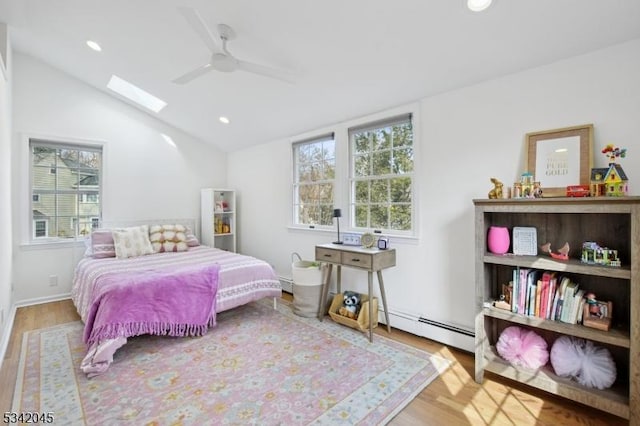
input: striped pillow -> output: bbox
[90,229,116,258]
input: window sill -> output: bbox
[287,225,419,244]
[20,240,86,251]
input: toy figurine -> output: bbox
[488,178,504,199]
[540,242,570,260]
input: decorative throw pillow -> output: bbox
[149,224,189,253]
[90,229,116,258]
[112,225,154,259]
[496,325,549,370]
[185,227,200,247]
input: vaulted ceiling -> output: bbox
[2,1,640,152]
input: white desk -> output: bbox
[315,243,396,342]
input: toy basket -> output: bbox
[329,292,378,332]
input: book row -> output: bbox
[504,269,591,325]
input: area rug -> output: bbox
[13,299,450,425]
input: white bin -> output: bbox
[291,253,324,317]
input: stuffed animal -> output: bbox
[338,291,361,319]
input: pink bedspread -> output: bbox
[84,263,220,345]
[72,246,281,377]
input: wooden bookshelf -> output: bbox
[474,197,640,423]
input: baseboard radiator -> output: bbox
[418,317,475,337]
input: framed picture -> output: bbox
[526,124,593,197]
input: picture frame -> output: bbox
[526,124,593,198]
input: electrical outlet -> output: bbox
[49,275,58,287]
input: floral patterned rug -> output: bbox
[13,299,449,425]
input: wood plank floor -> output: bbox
[0,296,628,425]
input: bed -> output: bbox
[71,223,281,377]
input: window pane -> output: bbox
[392,123,413,148]
[322,158,335,179]
[79,169,100,186]
[56,216,76,238]
[56,165,80,189]
[353,154,370,177]
[355,205,368,227]
[78,150,101,169]
[32,146,55,165]
[353,132,370,155]
[56,193,77,217]
[59,149,78,164]
[390,205,412,230]
[297,163,312,182]
[355,181,369,203]
[32,166,56,190]
[370,205,388,229]
[371,151,391,175]
[390,177,412,202]
[318,183,334,203]
[370,179,389,203]
[373,128,391,151]
[319,205,333,226]
[393,148,414,174]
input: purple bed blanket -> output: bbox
[84,263,220,345]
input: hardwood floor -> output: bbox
[0,296,628,425]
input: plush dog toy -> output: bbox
[338,291,361,319]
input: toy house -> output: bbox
[590,163,628,197]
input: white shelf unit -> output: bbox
[474,197,639,422]
[201,188,236,252]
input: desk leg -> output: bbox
[377,270,391,333]
[336,265,342,294]
[368,271,374,342]
[318,263,333,321]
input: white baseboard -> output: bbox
[14,293,71,308]
[0,304,17,372]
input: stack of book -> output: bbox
[509,269,586,324]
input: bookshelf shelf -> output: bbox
[474,197,640,422]
[484,347,629,419]
[483,306,630,348]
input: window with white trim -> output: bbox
[349,114,414,234]
[292,133,335,227]
[30,139,103,240]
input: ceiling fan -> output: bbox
[173,7,296,85]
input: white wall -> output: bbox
[229,39,640,351]
[11,53,228,303]
[0,23,12,344]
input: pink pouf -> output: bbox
[550,336,616,389]
[496,326,549,370]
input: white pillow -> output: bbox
[112,225,154,259]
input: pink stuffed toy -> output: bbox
[496,326,549,370]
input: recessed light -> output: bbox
[467,0,492,12]
[86,40,102,52]
[219,116,230,124]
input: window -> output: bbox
[33,219,47,239]
[30,139,103,240]
[349,114,414,233]
[292,134,335,227]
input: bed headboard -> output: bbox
[100,218,199,238]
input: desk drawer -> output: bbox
[316,247,340,262]
[341,252,372,269]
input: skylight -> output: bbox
[107,75,167,113]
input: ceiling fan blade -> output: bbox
[237,60,296,84]
[172,63,214,84]
[177,6,221,53]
